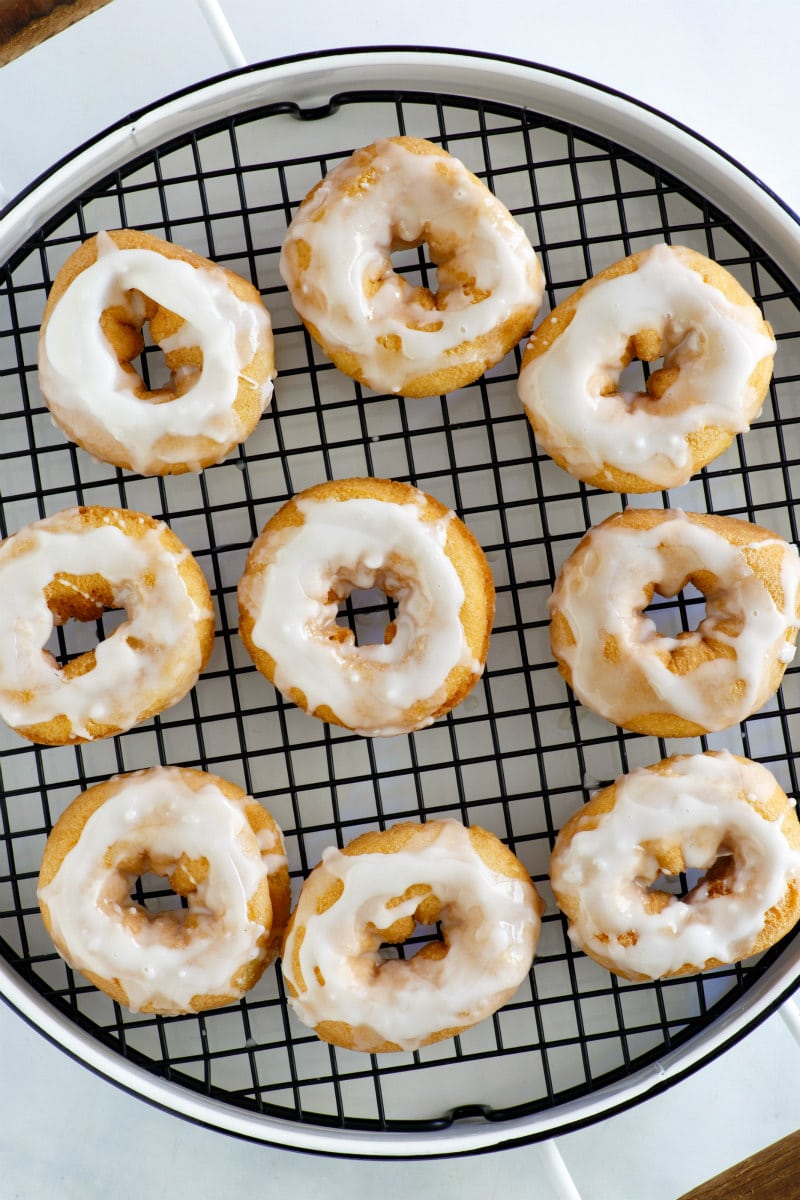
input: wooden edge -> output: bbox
[678,1127,800,1199]
[0,0,114,68]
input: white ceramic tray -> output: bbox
[0,49,799,1157]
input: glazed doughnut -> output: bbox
[549,508,800,737]
[38,767,290,1014]
[0,505,215,745]
[518,244,776,492]
[279,136,544,398]
[237,477,495,737]
[281,820,543,1052]
[38,229,275,475]
[550,752,800,981]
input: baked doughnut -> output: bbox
[550,752,800,981]
[518,244,776,492]
[38,767,290,1014]
[0,505,215,744]
[279,136,544,398]
[237,477,495,737]
[549,508,800,737]
[281,819,543,1052]
[38,229,275,475]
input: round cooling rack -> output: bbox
[1,48,800,1158]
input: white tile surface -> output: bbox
[1,2,800,1196]
[0,0,227,201]
[558,1004,800,1199]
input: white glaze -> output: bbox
[551,753,800,979]
[38,768,287,1014]
[279,139,544,395]
[238,491,485,736]
[518,244,776,488]
[550,511,800,732]
[282,820,541,1050]
[38,232,274,474]
[0,509,213,740]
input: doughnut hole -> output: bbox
[602,322,703,416]
[101,849,211,943]
[370,885,447,964]
[616,564,741,738]
[132,869,189,914]
[356,228,488,401]
[356,142,482,323]
[604,838,739,959]
[378,221,490,325]
[332,577,399,648]
[301,878,447,985]
[99,290,203,402]
[643,568,741,677]
[108,849,209,931]
[43,572,132,679]
[639,840,737,907]
[42,607,128,678]
[643,579,707,640]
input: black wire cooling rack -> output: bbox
[1,74,800,1145]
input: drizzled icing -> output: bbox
[550,511,800,732]
[38,768,287,1014]
[279,138,544,395]
[550,753,800,979]
[282,821,541,1050]
[518,243,776,488]
[38,232,274,474]
[0,509,213,740]
[239,492,484,737]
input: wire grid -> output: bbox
[1,85,800,1138]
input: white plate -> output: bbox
[0,49,799,1157]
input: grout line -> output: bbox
[542,1140,583,1200]
[194,0,247,68]
[779,995,800,1046]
